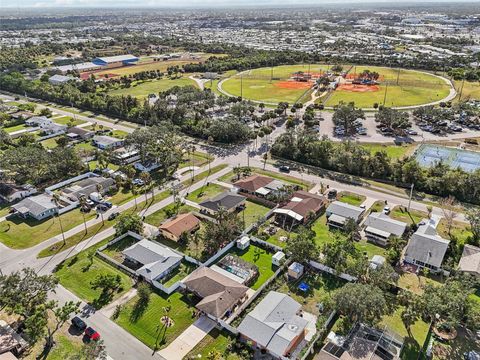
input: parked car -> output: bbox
[132,178,144,186]
[102,201,113,209]
[327,189,337,200]
[97,204,108,212]
[84,327,100,341]
[108,212,120,221]
[71,316,87,331]
[406,129,418,135]
[383,206,391,215]
[279,165,290,173]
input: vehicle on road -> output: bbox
[108,212,120,221]
[71,316,87,331]
[84,327,100,341]
[279,165,290,173]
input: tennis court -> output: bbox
[415,144,480,172]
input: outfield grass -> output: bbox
[55,236,133,307]
[337,191,365,206]
[0,209,96,249]
[222,64,330,104]
[107,77,197,99]
[225,244,277,290]
[325,66,452,108]
[114,291,196,349]
[185,183,226,203]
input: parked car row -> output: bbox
[71,316,100,341]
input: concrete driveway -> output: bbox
[158,315,216,360]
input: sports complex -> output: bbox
[219,64,454,109]
[415,144,480,172]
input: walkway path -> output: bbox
[101,288,138,318]
[158,315,216,360]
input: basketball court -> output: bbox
[415,144,480,172]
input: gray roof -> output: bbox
[49,74,74,83]
[93,135,123,146]
[405,220,450,268]
[62,176,115,201]
[364,212,407,237]
[237,291,308,357]
[122,239,182,281]
[458,244,480,276]
[199,191,246,212]
[326,201,364,222]
[12,194,57,217]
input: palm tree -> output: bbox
[140,172,151,203]
[79,195,88,234]
[52,194,66,246]
[96,184,105,225]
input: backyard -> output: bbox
[185,183,226,203]
[186,328,241,360]
[114,290,197,350]
[240,200,271,228]
[54,236,134,307]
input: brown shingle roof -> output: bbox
[234,175,274,193]
[183,267,248,318]
[280,190,327,218]
[159,213,200,238]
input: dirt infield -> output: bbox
[336,84,381,92]
[274,81,312,89]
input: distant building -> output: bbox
[0,184,36,203]
[92,55,139,69]
[134,161,161,173]
[54,62,101,75]
[48,74,75,85]
[25,116,51,127]
[66,126,94,140]
[11,194,58,220]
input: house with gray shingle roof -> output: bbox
[237,291,309,359]
[363,212,407,246]
[458,244,480,277]
[11,194,58,220]
[403,218,450,272]
[122,239,182,282]
[199,191,246,215]
[326,201,365,229]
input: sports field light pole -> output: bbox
[458,75,466,101]
[240,73,243,99]
[396,68,401,86]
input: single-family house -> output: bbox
[182,267,248,319]
[11,194,58,220]
[403,218,450,272]
[112,148,140,165]
[10,111,34,120]
[458,244,480,277]
[326,201,365,229]
[318,323,404,360]
[41,123,67,136]
[363,212,407,246]
[25,116,51,127]
[233,175,287,198]
[122,239,182,282]
[61,176,115,202]
[48,74,75,85]
[273,191,327,227]
[199,191,246,215]
[237,291,309,359]
[134,161,161,173]
[0,320,27,356]
[0,184,36,203]
[66,126,94,140]
[159,213,200,242]
[92,135,124,150]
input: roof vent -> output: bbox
[288,324,298,331]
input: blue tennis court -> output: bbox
[415,144,480,172]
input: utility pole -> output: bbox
[396,68,400,86]
[240,74,243,99]
[383,81,389,106]
[407,183,414,212]
[458,76,465,102]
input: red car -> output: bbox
[84,327,100,341]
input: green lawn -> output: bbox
[325,66,451,108]
[276,271,345,316]
[360,143,414,160]
[379,305,430,360]
[337,191,366,206]
[41,136,61,149]
[102,235,140,263]
[397,272,444,295]
[186,328,241,360]
[437,219,472,245]
[73,141,95,152]
[53,116,86,126]
[4,124,28,133]
[241,200,271,228]
[114,291,196,349]
[111,129,129,139]
[390,206,427,224]
[0,209,96,249]
[37,218,113,258]
[226,244,277,290]
[161,261,197,287]
[55,236,133,307]
[185,183,226,203]
[88,160,120,172]
[310,213,341,248]
[107,77,198,99]
[179,151,213,169]
[355,240,388,259]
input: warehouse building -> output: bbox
[91,55,139,69]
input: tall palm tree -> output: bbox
[52,194,66,246]
[96,184,105,225]
[140,172,151,204]
[79,195,88,234]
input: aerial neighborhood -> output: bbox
[0,2,480,360]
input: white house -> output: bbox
[363,212,407,246]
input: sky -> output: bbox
[0,0,476,8]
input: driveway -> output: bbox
[158,315,216,360]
